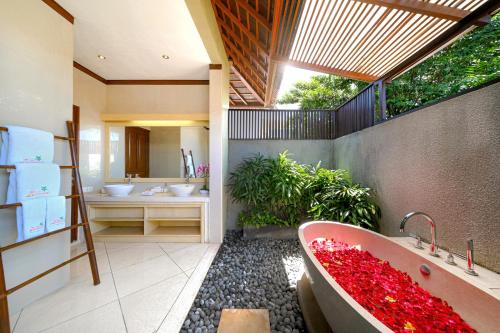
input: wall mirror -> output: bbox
[105,121,209,180]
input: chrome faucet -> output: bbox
[126,173,132,184]
[185,173,191,184]
[465,239,478,276]
[400,212,439,257]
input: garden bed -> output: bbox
[181,231,306,333]
[243,225,298,240]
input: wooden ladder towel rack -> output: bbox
[0,122,100,333]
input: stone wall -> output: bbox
[332,81,500,272]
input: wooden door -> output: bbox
[125,127,150,178]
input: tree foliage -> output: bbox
[278,75,367,109]
[278,14,499,116]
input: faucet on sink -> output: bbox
[400,211,439,257]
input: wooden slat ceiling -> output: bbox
[275,0,491,81]
[212,0,494,107]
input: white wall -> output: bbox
[0,0,73,314]
[73,68,107,192]
[106,85,209,114]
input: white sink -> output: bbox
[169,184,195,197]
[104,184,135,197]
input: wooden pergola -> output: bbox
[211,0,499,107]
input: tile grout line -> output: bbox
[104,242,130,333]
[154,245,220,332]
[157,243,190,278]
[37,300,119,333]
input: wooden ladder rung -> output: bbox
[0,222,88,253]
[0,121,100,333]
[6,250,94,296]
[0,165,77,170]
[0,194,79,209]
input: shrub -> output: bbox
[229,152,381,230]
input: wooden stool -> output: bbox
[217,309,271,333]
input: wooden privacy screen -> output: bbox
[228,84,379,140]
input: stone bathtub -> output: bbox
[298,221,500,333]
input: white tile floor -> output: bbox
[10,241,220,333]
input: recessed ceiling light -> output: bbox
[97,54,106,60]
[162,55,170,60]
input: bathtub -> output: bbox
[298,221,500,333]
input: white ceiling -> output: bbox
[59,0,211,80]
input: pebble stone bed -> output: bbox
[181,231,307,333]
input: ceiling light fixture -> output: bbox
[162,55,170,60]
[97,54,106,60]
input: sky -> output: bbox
[276,65,324,109]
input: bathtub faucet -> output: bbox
[400,211,439,257]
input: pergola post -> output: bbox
[378,80,387,121]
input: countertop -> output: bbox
[84,192,210,203]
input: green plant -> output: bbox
[238,211,291,228]
[309,176,381,231]
[267,151,308,224]
[228,154,272,210]
[229,152,381,230]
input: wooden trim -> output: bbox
[271,56,378,82]
[106,80,209,85]
[209,64,222,70]
[379,0,500,81]
[73,62,107,84]
[353,0,490,26]
[100,113,209,121]
[74,62,210,85]
[42,0,74,24]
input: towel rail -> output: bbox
[0,194,79,209]
[0,165,76,169]
[0,121,99,333]
[6,250,93,296]
[0,222,87,253]
[0,127,74,141]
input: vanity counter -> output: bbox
[84,192,209,203]
[85,192,209,243]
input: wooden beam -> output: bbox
[220,33,267,75]
[236,0,272,30]
[379,0,500,81]
[73,62,107,84]
[265,0,284,106]
[212,0,269,53]
[214,14,269,58]
[106,80,209,85]
[42,0,74,24]
[230,84,248,105]
[353,0,490,26]
[224,41,266,88]
[232,65,265,105]
[271,56,378,82]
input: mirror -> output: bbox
[107,124,209,179]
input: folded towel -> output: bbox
[8,163,60,203]
[18,199,46,240]
[45,196,66,232]
[0,125,54,164]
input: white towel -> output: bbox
[45,196,66,232]
[18,199,46,240]
[0,125,54,164]
[9,163,60,203]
